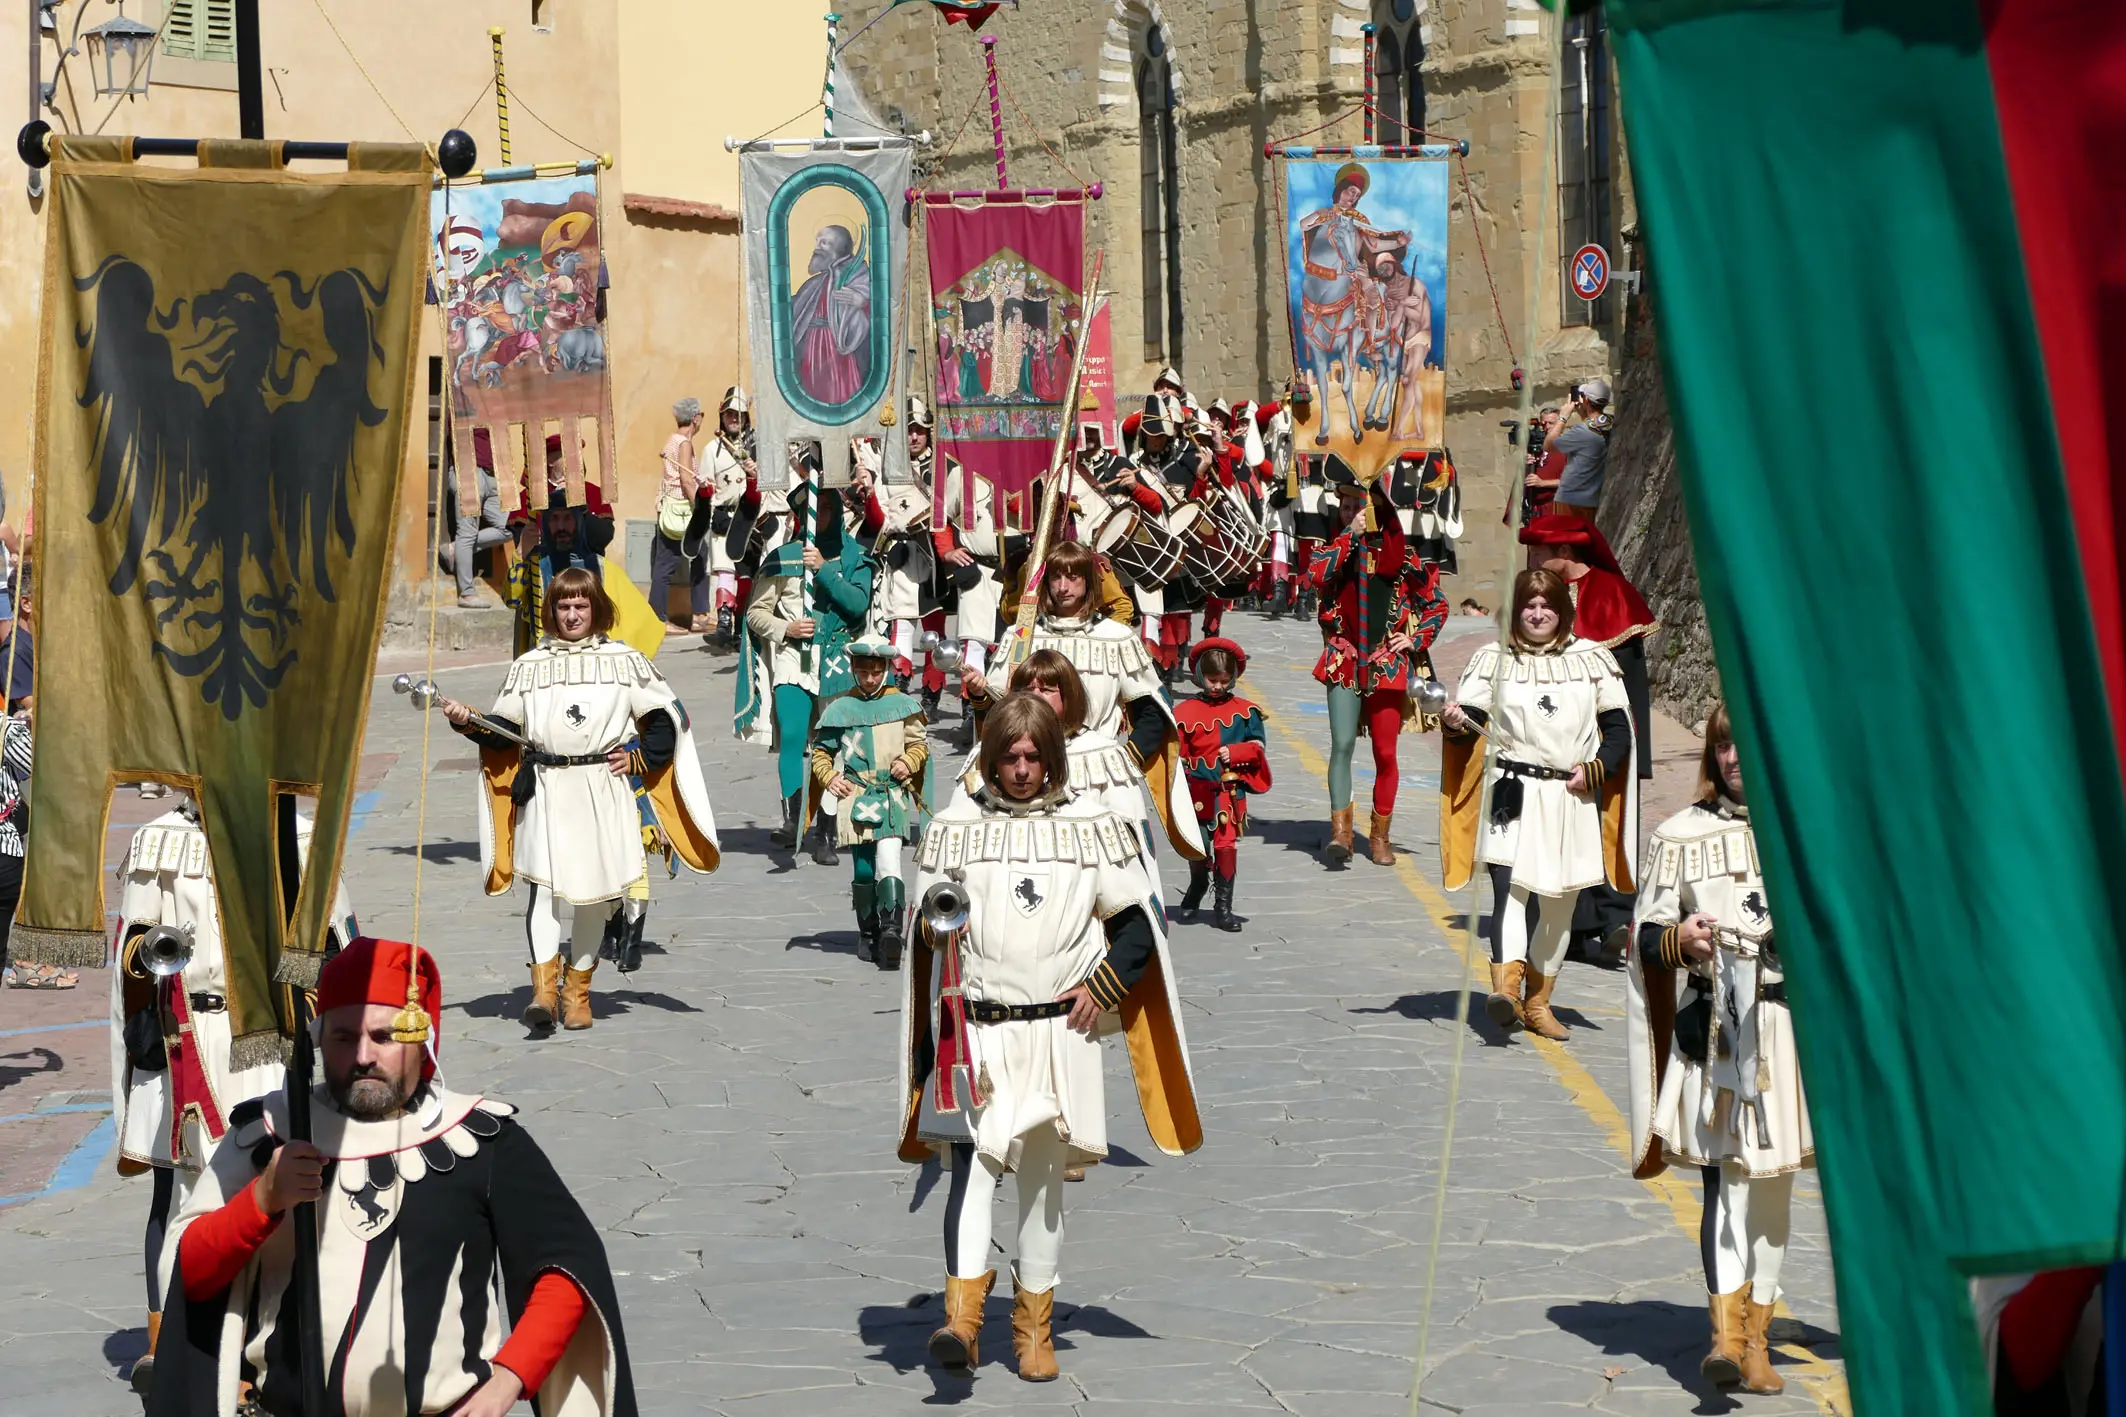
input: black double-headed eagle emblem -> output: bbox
[75,256,392,721]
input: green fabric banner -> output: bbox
[1608,2,2126,1411]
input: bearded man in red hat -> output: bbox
[1519,512,1660,963]
[151,937,635,1417]
[1173,638,1272,932]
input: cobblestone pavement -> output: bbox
[0,612,1845,1416]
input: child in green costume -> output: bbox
[810,635,929,968]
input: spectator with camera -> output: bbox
[1545,378,1616,521]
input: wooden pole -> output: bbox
[982,34,1007,189]
[490,27,511,166]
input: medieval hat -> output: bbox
[1208,397,1235,426]
[907,395,934,431]
[1153,365,1185,394]
[719,386,752,419]
[1332,161,1370,199]
[1136,394,1176,439]
[1322,452,1361,488]
[1189,635,1248,677]
[848,633,896,662]
[317,936,442,1072]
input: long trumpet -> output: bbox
[131,921,195,979]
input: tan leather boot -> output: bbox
[1700,1285,1747,1386]
[560,963,596,1031]
[928,1270,996,1369]
[1011,1270,1059,1382]
[523,958,563,1030]
[1740,1294,1784,1394]
[1484,961,1526,1029]
[128,1311,160,1396]
[1324,806,1355,864]
[1521,971,1570,1041]
[1367,810,1396,865]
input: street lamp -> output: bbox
[83,2,155,99]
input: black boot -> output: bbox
[1211,874,1244,932]
[596,908,625,963]
[1177,862,1210,919]
[1266,587,1285,621]
[806,807,840,867]
[855,911,879,964]
[617,909,647,973]
[921,686,943,723]
[770,791,800,848]
[875,884,906,970]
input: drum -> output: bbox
[1095,507,1185,589]
[1172,500,1257,594]
[1208,490,1271,562]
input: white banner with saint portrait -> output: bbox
[739,141,914,487]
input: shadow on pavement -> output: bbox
[450,986,704,1024]
[372,839,481,863]
[1547,1297,1838,1413]
[102,1326,147,1376]
[1348,991,1515,1048]
[0,1045,63,1090]
[786,931,860,958]
[1247,816,1333,859]
[858,1289,1155,1400]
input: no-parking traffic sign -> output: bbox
[1570,243,1610,302]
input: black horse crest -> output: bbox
[75,256,392,721]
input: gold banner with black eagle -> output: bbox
[16,137,431,1067]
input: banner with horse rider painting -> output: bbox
[739,140,916,488]
[432,160,613,518]
[924,194,1086,530]
[1280,155,1449,481]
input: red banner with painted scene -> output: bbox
[925,199,1084,529]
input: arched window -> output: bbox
[1137,28,1182,363]
[1558,5,1614,326]
[1371,0,1426,147]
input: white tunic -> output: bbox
[701,435,752,576]
[745,568,819,695]
[489,637,681,904]
[1029,614,1163,740]
[1630,802,1814,1177]
[875,477,935,622]
[1456,637,1629,896]
[939,461,1003,645]
[912,791,1157,1167]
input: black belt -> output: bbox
[1686,974,1787,1007]
[1498,757,1574,782]
[966,999,1072,1024]
[524,749,609,768]
[188,992,225,1013]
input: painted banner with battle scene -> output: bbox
[1282,156,1448,481]
[926,198,1085,529]
[740,143,914,487]
[432,163,613,518]
[21,137,431,1060]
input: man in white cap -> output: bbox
[1545,376,1615,521]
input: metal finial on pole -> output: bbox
[489,27,511,166]
[1362,22,1377,144]
[981,34,1007,188]
[823,12,841,138]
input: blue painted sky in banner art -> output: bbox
[1282,158,1449,367]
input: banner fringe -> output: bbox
[273,951,324,989]
[229,1030,294,1072]
[8,926,108,970]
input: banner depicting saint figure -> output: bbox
[924,196,1085,529]
[1281,155,1449,480]
[432,161,613,517]
[20,137,430,1062]
[740,142,915,486]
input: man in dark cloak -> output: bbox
[791,224,872,407]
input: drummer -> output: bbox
[1113,398,1204,687]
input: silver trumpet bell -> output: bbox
[140,921,196,979]
[1411,677,1451,719]
[920,880,969,936]
[920,630,965,674]
[391,673,441,709]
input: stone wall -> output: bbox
[1596,276,1722,726]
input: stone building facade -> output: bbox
[839,0,1632,599]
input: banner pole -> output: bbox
[490,27,511,167]
[823,13,840,138]
[1362,23,1376,144]
[1004,249,1105,677]
[981,35,1007,189]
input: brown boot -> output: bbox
[1484,961,1526,1030]
[928,1270,996,1369]
[1011,1269,1059,1382]
[1740,1294,1785,1394]
[1700,1285,1748,1386]
[1324,806,1355,864]
[128,1311,160,1396]
[560,963,596,1031]
[1521,971,1570,1041]
[1367,810,1395,865]
[523,958,563,1030]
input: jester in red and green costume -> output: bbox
[1174,638,1272,932]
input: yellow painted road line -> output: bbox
[1249,685,1849,1415]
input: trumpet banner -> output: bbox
[1280,156,1448,480]
[741,144,914,487]
[19,137,431,1066]
[432,165,614,519]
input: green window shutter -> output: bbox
[162,0,200,61]
[199,0,235,62]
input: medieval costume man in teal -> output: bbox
[810,634,928,970]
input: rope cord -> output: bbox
[506,86,600,159]
[307,0,423,146]
[739,101,826,149]
[1454,147,1518,370]
[410,182,461,946]
[997,73,1090,190]
[1405,12,1567,1414]
[454,77,496,136]
[1268,161,1302,389]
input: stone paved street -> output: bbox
[0,614,1845,1416]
